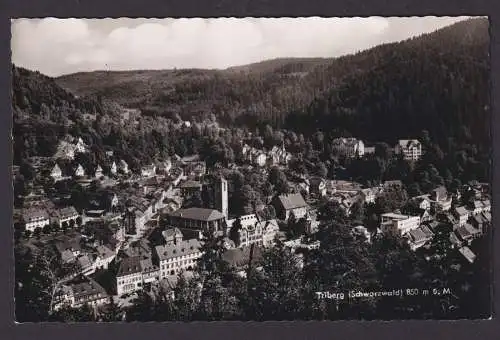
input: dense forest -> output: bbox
[56,18,490,151]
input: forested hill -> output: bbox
[287,17,490,151]
[12,66,106,121]
[55,18,490,150]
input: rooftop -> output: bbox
[117,256,143,276]
[276,193,308,211]
[169,207,225,222]
[155,238,201,261]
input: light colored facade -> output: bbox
[381,212,421,236]
[23,209,50,232]
[167,208,225,233]
[272,193,309,221]
[141,164,156,178]
[116,257,144,296]
[94,245,116,270]
[56,206,79,228]
[397,139,422,161]
[74,164,85,177]
[119,160,129,174]
[156,239,202,277]
[54,278,108,311]
[95,165,103,178]
[51,164,63,181]
[260,219,280,247]
[454,206,469,226]
[331,138,365,158]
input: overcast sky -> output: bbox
[11,17,470,77]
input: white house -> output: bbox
[141,164,156,178]
[396,139,422,161]
[331,138,365,158]
[53,278,108,311]
[94,245,116,270]
[23,209,50,232]
[95,164,103,178]
[119,160,129,174]
[381,212,421,236]
[50,164,63,181]
[110,161,117,175]
[260,219,280,248]
[74,137,88,153]
[454,206,469,226]
[116,257,144,296]
[74,164,85,177]
[155,238,202,277]
[56,206,79,228]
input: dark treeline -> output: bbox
[55,18,489,152]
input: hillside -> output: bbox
[288,17,490,150]
[55,18,490,149]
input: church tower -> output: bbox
[215,176,229,220]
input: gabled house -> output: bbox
[331,138,365,158]
[110,161,117,175]
[74,164,85,177]
[95,164,104,178]
[50,164,63,182]
[395,139,422,161]
[272,193,309,221]
[53,277,108,311]
[454,206,469,226]
[407,225,434,251]
[94,245,116,270]
[55,206,79,228]
[119,160,129,174]
[23,208,50,232]
[141,164,156,178]
[155,238,202,278]
[430,186,452,212]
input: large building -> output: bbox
[53,277,108,311]
[272,193,309,221]
[116,256,160,296]
[381,212,421,236]
[396,139,422,161]
[23,208,50,232]
[331,138,365,158]
[167,207,226,233]
[55,206,80,228]
[155,238,202,277]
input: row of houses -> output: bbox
[23,205,80,232]
[241,143,293,167]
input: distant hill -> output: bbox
[55,18,490,150]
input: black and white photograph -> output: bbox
[11,16,491,322]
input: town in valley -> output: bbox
[12,17,491,321]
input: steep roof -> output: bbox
[96,245,115,260]
[398,139,421,148]
[58,206,79,219]
[69,278,108,301]
[169,207,224,221]
[155,239,201,261]
[276,193,308,211]
[455,206,468,216]
[23,208,49,222]
[117,256,142,277]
